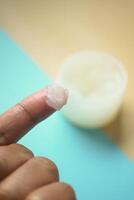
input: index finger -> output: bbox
[0,84,68,145]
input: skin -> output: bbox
[0,87,76,200]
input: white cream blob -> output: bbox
[58,51,128,128]
[46,84,68,110]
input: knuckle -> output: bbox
[33,157,59,180]
[59,182,76,199]
[17,103,36,125]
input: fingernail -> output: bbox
[45,84,68,110]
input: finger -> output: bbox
[0,144,34,181]
[25,182,76,200]
[0,157,59,200]
[0,84,68,145]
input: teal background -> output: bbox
[0,30,134,200]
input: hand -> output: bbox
[0,85,76,200]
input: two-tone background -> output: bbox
[0,1,134,199]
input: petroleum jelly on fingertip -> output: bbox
[46,84,68,110]
[57,51,128,128]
